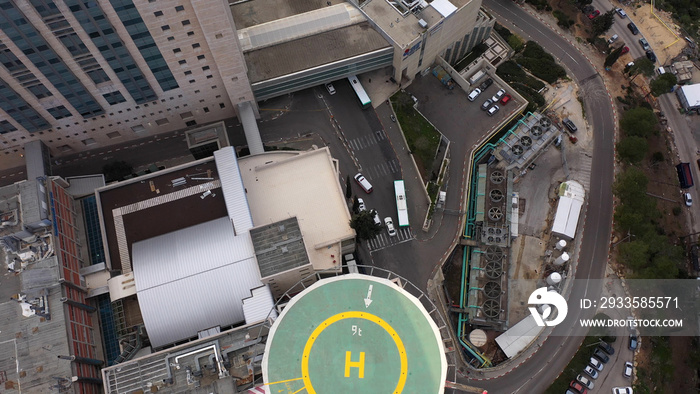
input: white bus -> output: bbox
[394,180,409,227]
[348,75,371,109]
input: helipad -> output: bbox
[262,274,447,394]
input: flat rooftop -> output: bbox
[230,0,347,29]
[238,148,354,271]
[244,22,390,83]
[250,217,311,278]
[102,322,270,393]
[263,275,447,393]
[97,159,226,271]
[0,257,73,392]
[362,0,443,46]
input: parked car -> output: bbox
[500,94,512,105]
[639,37,650,51]
[357,197,366,212]
[384,217,396,236]
[492,88,506,102]
[372,210,381,226]
[390,114,396,122]
[589,357,604,371]
[623,361,633,378]
[481,98,493,110]
[621,46,630,54]
[479,78,493,90]
[587,10,600,19]
[599,341,615,355]
[468,88,482,101]
[583,365,599,379]
[628,335,638,350]
[569,381,588,394]
[612,387,633,394]
[685,192,693,207]
[627,22,639,34]
[608,34,619,44]
[593,348,610,363]
[577,375,594,390]
[563,118,577,133]
[487,105,500,116]
[325,83,336,95]
[646,50,656,62]
[616,8,627,17]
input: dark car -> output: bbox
[479,78,493,90]
[629,335,638,350]
[563,118,577,133]
[646,50,657,62]
[599,341,615,355]
[593,348,610,363]
[627,22,639,35]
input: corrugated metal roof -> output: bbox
[242,285,278,324]
[132,217,263,348]
[214,147,255,233]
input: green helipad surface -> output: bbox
[262,274,446,394]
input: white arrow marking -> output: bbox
[364,285,373,308]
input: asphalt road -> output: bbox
[471,0,616,392]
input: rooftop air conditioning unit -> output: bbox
[418,19,428,28]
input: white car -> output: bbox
[612,387,633,394]
[357,197,366,212]
[576,374,594,390]
[325,83,336,95]
[616,8,627,18]
[685,192,693,207]
[384,217,397,236]
[487,105,500,116]
[583,365,598,379]
[491,88,506,102]
[589,357,604,371]
[623,361,633,378]
[372,210,381,226]
[468,88,482,101]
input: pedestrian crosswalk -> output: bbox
[367,227,413,252]
[364,158,400,180]
[348,130,387,151]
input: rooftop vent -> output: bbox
[418,19,428,28]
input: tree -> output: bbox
[616,136,648,163]
[349,210,382,241]
[507,35,524,52]
[352,195,360,214]
[604,45,624,69]
[102,160,133,182]
[620,107,657,138]
[345,174,352,199]
[591,10,616,37]
[629,57,655,79]
[650,73,678,97]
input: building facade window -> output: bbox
[102,91,127,105]
[0,77,50,132]
[47,105,72,120]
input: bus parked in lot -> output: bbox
[348,75,371,109]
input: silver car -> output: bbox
[384,217,396,236]
[576,374,594,390]
[623,361,633,378]
[583,365,599,379]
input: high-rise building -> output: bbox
[0,0,254,164]
[0,0,492,168]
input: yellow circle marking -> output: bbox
[300,311,408,394]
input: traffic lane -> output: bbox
[485,0,597,81]
[659,94,700,233]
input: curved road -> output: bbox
[460,1,616,392]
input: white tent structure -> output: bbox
[551,181,585,240]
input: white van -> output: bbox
[354,173,373,193]
[656,67,666,75]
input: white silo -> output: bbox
[546,272,562,286]
[555,240,567,251]
[554,252,570,266]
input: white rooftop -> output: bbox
[679,83,700,108]
[238,148,355,271]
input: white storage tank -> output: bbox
[469,329,488,348]
[546,272,562,286]
[554,252,570,266]
[555,240,567,251]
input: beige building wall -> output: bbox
[0,0,250,168]
[395,1,481,83]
